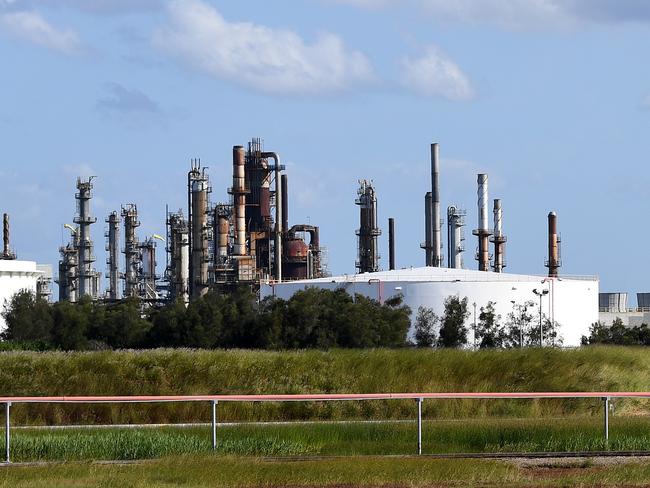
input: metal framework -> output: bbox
[0,391,638,462]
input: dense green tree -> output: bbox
[50,298,90,350]
[1,290,53,343]
[504,301,535,348]
[581,318,650,346]
[413,306,438,348]
[437,296,469,348]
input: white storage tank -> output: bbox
[0,260,43,332]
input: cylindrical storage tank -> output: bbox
[283,238,309,280]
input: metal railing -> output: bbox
[2,391,648,463]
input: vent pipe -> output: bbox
[545,211,561,277]
[261,151,283,282]
[472,174,492,272]
[388,217,395,271]
[2,213,15,260]
[281,174,289,237]
[422,192,433,266]
[491,199,507,273]
[431,143,442,267]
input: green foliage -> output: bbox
[1,289,53,343]
[476,301,506,349]
[504,300,534,348]
[582,318,650,346]
[413,306,437,347]
[437,296,469,348]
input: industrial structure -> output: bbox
[355,180,381,274]
[421,144,443,267]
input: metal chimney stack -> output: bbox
[166,211,189,304]
[422,192,433,266]
[472,174,492,272]
[490,199,507,273]
[188,160,210,299]
[447,206,466,269]
[122,204,140,297]
[2,213,16,260]
[388,217,395,271]
[431,143,442,267]
[105,211,120,300]
[232,147,247,257]
[545,211,561,277]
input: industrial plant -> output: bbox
[2,138,606,346]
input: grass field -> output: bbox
[3,417,650,462]
[3,455,650,487]
[2,346,650,425]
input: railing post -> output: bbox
[417,398,423,455]
[5,402,10,464]
[603,397,609,443]
[211,400,217,451]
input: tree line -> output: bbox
[581,318,650,346]
[1,287,411,350]
[413,297,563,349]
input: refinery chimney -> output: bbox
[2,213,16,260]
[447,206,466,269]
[166,211,189,304]
[232,147,247,257]
[422,192,433,265]
[545,211,561,277]
[388,217,395,271]
[74,177,99,298]
[472,174,492,272]
[490,199,507,273]
[105,211,120,300]
[431,143,442,267]
[188,160,210,299]
[355,180,381,273]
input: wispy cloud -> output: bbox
[153,0,374,95]
[0,10,82,54]
[326,0,650,28]
[400,46,474,101]
[96,82,161,115]
[2,0,162,15]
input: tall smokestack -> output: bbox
[281,174,288,235]
[491,199,507,273]
[388,217,395,271]
[2,213,15,260]
[447,206,466,269]
[472,174,492,272]
[431,143,442,267]
[106,211,120,300]
[545,211,561,277]
[233,146,247,257]
[422,192,433,266]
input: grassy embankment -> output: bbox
[1,346,650,425]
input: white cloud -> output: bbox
[153,0,374,95]
[0,10,81,54]
[400,46,474,101]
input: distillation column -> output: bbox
[2,214,16,260]
[105,211,120,300]
[355,180,381,274]
[490,199,507,273]
[388,217,395,271]
[447,206,466,269]
[122,204,140,297]
[75,177,98,298]
[431,143,443,267]
[472,174,493,272]
[545,211,561,278]
[167,212,189,304]
[422,192,433,265]
[232,147,247,258]
[188,161,210,299]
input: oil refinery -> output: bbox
[1,138,605,345]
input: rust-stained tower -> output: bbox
[490,199,507,273]
[355,180,381,274]
[1,213,16,260]
[231,148,247,258]
[105,211,120,300]
[75,177,99,298]
[472,174,492,272]
[122,204,140,298]
[545,211,562,277]
[188,160,210,299]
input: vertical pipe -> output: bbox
[2,214,9,258]
[211,400,217,450]
[388,218,395,271]
[604,397,609,443]
[431,143,441,267]
[281,174,289,237]
[5,402,9,463]
[233,147,247,257]
[473,174,492,272]
[423,192,433,266]
[547,211,560,278]
[491,199,506,273]
[417,398,423,455]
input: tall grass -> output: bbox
[3,417,650,462]
[0,347,649,424]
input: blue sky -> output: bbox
[1,0,650,299]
